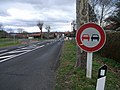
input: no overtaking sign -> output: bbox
[76,23,106,52]
[76,23,106,79]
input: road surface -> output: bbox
[0,39,63,90]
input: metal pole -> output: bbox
[86,52,93,78]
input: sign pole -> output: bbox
[86,52,93,78]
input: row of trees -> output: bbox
[0,24,9,38]
[76,0,120,27]
[75,0,120,36]
[0,22,51,39]
[90,0,118,26]
[37,22,51,39]
[0,30,10,38]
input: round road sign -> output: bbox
[76,23,106,52]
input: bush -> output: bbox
[98,32,120,63]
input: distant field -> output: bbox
[0,38,21,48]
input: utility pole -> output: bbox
[76,0,89,68]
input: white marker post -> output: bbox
[96,65,107,90]
[86,52,93,78]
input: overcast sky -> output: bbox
[0,0,76,33]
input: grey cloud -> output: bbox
[0,0,75,8]
[4,20,37,27]
[0,0,75,32]
[0,3,11,16]
[0,11,9,16]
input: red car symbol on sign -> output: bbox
[82,34,90,41]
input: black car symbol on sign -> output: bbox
[91,34,99,41]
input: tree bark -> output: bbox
[75,0,89,68]
[100,5,105,26]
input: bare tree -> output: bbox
[45,25,50,39]
[89,0,99,11]
[90,0,117,26]
[18,28,24,33]
[37,21,44,39]
[0,23,3,30]
[71,20,76,37]
[88,0,98,22]
[99,0,114,26]
[23,30,28,38]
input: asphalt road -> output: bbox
[0,39,63,90]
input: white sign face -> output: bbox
[80,28,101,47]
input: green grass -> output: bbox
[55,40,120,90]
[0,38,21,48]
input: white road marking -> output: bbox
[0,52,10,56]
[7,50,31,53]
[0,50,30,56]
[0,55,15,59]
[0,45,45,63]
[20,47,29,49]
[39,45,45,48]
[21,47,34,49]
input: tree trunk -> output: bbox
[100,5,105,26]
[75,0,89,68]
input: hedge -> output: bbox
[98,31,120,63]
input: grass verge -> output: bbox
[55,40,120,90]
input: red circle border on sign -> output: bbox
[76,23,106,52]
